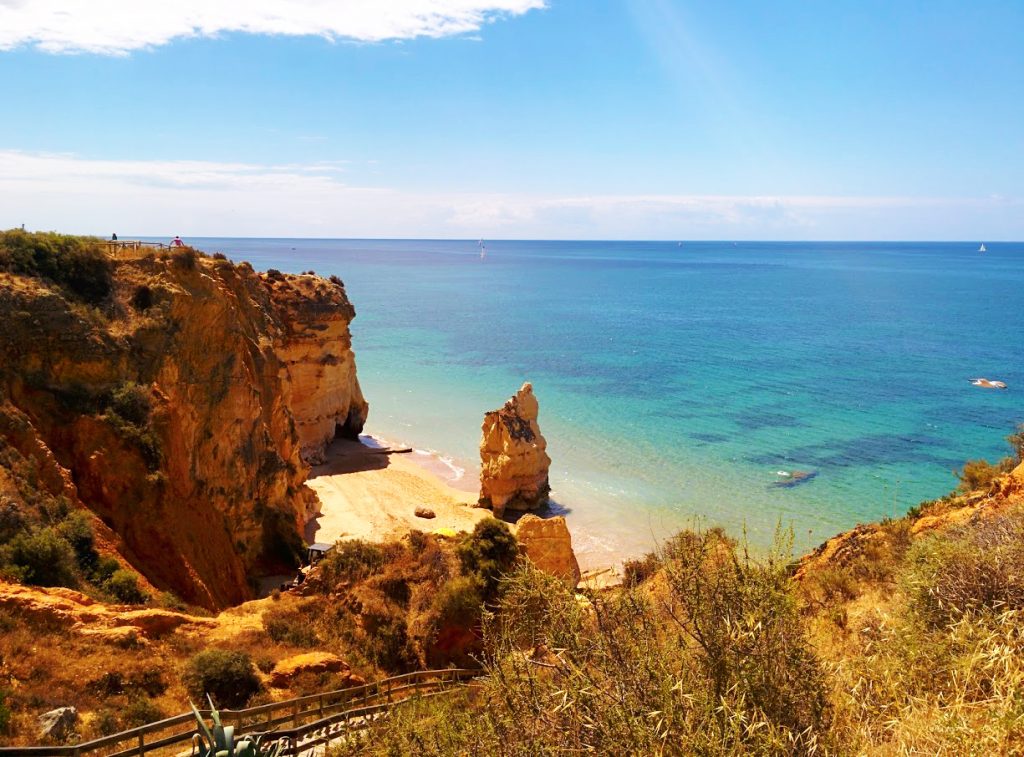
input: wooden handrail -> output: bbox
[0,669,476,756]
[104,241,171,250]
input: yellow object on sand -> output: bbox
[432,527,459,538]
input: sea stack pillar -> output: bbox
[479,382,551,518]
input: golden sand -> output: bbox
[304,438,488,545]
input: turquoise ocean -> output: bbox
[167,239,1024,569]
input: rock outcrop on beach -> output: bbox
[478,382,551,517]
[516,514,580,587]
[0,238,367,608]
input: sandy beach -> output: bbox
[304,438,489,545]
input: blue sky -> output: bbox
[0,1,1021,239]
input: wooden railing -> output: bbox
[105,241,171,251]
[1,668,476,757]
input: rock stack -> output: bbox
[478,382,551,517]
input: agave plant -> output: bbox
[190,695,282,757]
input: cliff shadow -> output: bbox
[501,497,573,526]
[308,437,394,477]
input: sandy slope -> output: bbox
[304,438,488,545]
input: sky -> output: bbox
[0,0,1021,240]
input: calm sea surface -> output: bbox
[159,239,1024,568]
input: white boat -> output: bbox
[479,239,486,260]
[979,243,987,252]
[969,377,1007,389]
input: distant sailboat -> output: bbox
[979,243,987,253]
[479,239,486,260]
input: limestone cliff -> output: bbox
[479,382,551,517]
[265,272,367,464]
[516,514,581,587]
[0,246,367,608]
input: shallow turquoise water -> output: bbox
[175,239,1024,567]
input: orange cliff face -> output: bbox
[479,382,551,517]
[0,254,368,609]
[265,272,367,464]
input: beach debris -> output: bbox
[415,506,436,519]
[969,378,1007,389]
[771,470,818,488]
[432,527,458,538]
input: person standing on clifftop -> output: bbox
[111,233,117,240]
[171,235,184,247]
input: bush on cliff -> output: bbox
[340,529,834,756]
[955,457,1015,492]
[105,569,147,604]
[319,540,394,584]
[0,229,112,304]
[183,649,262,709]
[57,510,100,576]
[906,510,1024,628]
[0,526,78,587]
[456,518,519,599]
[104,382,162,472]
[170,246,199,270]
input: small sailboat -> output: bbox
[979,243,987,252]
[478,239,486,260]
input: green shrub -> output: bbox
[122,697,164,728]
[129,285,154,311]
[319,540,390,585]
[430,575,484,629]
[108,382,151,427]
[349,534,834,755]
[661,527,831,741]
[105,568,147,604]
[0,229,112,304]
[621,552,659,587]
[91,709,120,737]
[104,383,161,471]
[0,689,10,736]
[58,510,99,575]
[358,599,416,671]
[263,605,319,647]
[906,511,1024,628]
[183,650,262,709]
[170,247,199,270]
[155,590,187,611]
[0,498,26,543]
[1,526,78,586]
[94,554,121,583]
[955,458,1015,492]
[1008,423,1024,464]
[456,518,519,598]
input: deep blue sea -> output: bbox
[160,239,1024,568]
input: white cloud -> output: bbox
[0,0,545,55]
[1,150,1020,239]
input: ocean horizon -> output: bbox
[146,237,1024,569]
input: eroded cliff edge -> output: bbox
[0,244,367,608]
